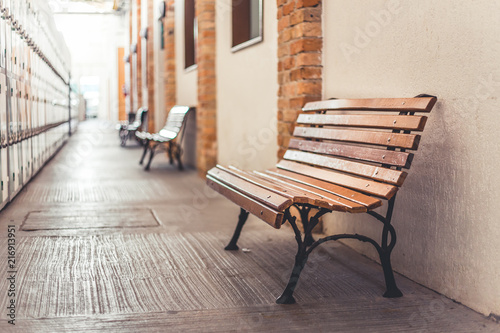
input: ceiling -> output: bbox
[48,0,128,14]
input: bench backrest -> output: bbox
[281,96,437,200]
[158,105,195,143]
[132,107,148,131]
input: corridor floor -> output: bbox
[0,120,498,332]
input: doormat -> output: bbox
[21,208,160,231]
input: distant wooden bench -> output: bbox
[118,107,148,146]
[136,105,194,171]
[206,95,437,304]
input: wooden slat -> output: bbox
[284,150,407,186]
[222,165,329,208]
[253,171,370,213]
[207,167,292,211]
[262,168,382,209]
[206,176,283,228]
[227,166,364,212]
[276,160,398,199]
[296,114,427,131]
[302,97,437,112]
[293,127,420,150]
[288,138,413,168]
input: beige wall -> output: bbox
[175,0,197,106]
[153,0,166,131]
[216,0,278,170]
[322,0,500,316]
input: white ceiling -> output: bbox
[48,0,126,14]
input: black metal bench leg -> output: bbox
[225,208,249,251]
[145,145,156,171]
[139,141,149,165]
[120,130,128,146]
[175,145,184,171]
[379,250,403,298]
[276,212,307,304]
[168,142,174,165]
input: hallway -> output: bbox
[0,121,496,332]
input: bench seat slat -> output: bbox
[206,176,284,228]
[293,127,420,150]
[253,171,371,212]
[302,97,437,113]
[222,166,332,209]
[276,160,398,199]
[288,139,412,168]
[284,150,407,186]
[207,168,293,211]
[296,114,427,131]
[263,168,382,209]
[227,166,364,212]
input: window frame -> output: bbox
[184,0,197,71]
[231,0,263,53]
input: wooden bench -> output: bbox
[136,105,194,171]
[206,95,437,304]
[118,107,148,146]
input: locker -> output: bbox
[0,73,8,203]
[20,82,30,183]
[8,79,19,194]
[26,84,32,179]
[0,7,5,69]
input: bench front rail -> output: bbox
[206,95,437,304]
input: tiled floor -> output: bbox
[0,120,498,332]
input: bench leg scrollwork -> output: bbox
[224,199,403,304]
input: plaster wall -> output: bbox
[215,0,279,170]
[322,0,500,316]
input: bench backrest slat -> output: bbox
[293,127,421,150]
[283,150,407,186]
[297,114,427,131]
[159,105,194,141]
[302,97,436,112]
[288,138,413,168]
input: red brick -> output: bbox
[295,53,322,66]
[283,2,295,15]
[290,38,322,55]
[296,81,321,95]
[296,0,321,8]
[292,22,322,39]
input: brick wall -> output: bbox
[129,7,134,115]
[136,0,143,109]
[277,0,322,159]
[147,0,156,130]
[196,0,217,175]
[163,0,177,113]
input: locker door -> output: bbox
[0,7,6,69]
[5,3,11,73]
[8,78,19,194]
[0,73,8,203]
[25,84,32,180]
[20,82,28,183]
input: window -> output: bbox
[184,0,197,69]
[232,0,263,52]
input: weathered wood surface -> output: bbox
[293,126,421,150]
[288,139,413,168]
[297,113,428,131]
[302,96,437,112]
